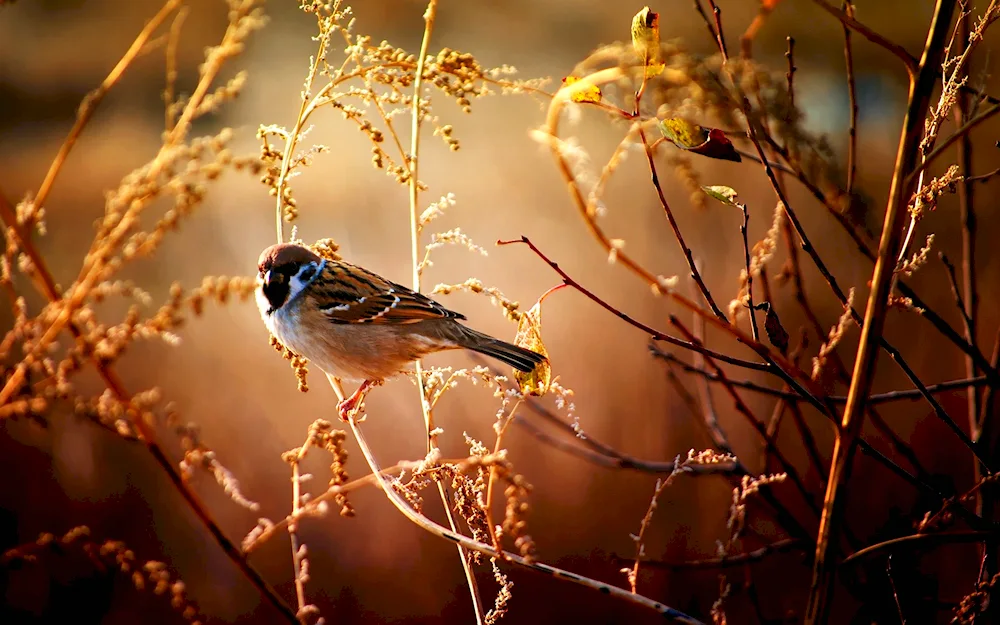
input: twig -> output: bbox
[842,1,858,194]
[740,0,782,58]
[737,202,760,340]
[639,129,727,322]
[404,2,484,620]
[843,531,997,565]
[163,6,189,132]
[625,538,806,570]
[671,320,822,525]
[786,37,796,110]
[906,102,1000,186]
[705,0,729,60]
[33,0,182,217]
[743,64,989,473]
[337,382,707,624]
[651,347,987,405]
[805,4,958,622]
[496,237,770,372]
[953,12,983,531]
[693,0,720,48]
[941,254,974,336]
[0,8,300,622]
[809,0,918,76]
[690,285,731,453]
[289,458,310,619]
[888,555,907,624]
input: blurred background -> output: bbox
[2,0,1000,623]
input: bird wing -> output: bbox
[314,261,466,325]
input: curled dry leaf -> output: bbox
[658,119,742,163]
[761,303,789,353]
[561,76,602,104]
[631,6,665,77]
[702,185,740,206]
[512,294,555,397]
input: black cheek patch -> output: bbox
[262,278,290,312]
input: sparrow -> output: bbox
[255,243,547,418]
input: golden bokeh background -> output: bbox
[2,1,1000,623]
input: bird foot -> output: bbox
[337,379,382,422]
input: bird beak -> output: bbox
[262,269,272,286]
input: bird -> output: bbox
[255,242,547,419]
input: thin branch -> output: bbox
[33,0,183,217]
[0,11,299,622]
[670,320,822,525]
[404,2,484,620]
[338,385,706,624]
[625,538,806,570]
[842,1,859,194]
[651,346,987,405]
[806,4,958,621]
[639,129,727,321]
[843,531,997,565]
[809,0,918,75]
[738,202,760,340]
[496,237,770,373]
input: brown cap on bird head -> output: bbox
[257,243,323,274]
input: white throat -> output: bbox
[285,259,326,307]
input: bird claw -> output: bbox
[337,379,382,422]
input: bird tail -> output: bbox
[461,329,547,373]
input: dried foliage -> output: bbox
[5,0,1000,624]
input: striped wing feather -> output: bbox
[314,261,465,325]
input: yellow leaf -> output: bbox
[702,185,740,206]
[658,117,709,150]
[561,76,602,104]
[513,301,551,397]
[631,6,664,76]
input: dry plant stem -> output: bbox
[0,8,298,621]
[953,11,981,468]
[744,82,987,469]
[785,37,796,108]
[543,70,821,398]
[502,238,768,371]
[650,347,987,405]
[163,6,189,131]
[336,389,706,623]
[403,3,483,620]
[805,3,958,622]
[842,531,996,565]
[737,203,760,340]
[273,20,329,244]
[842,1,858,194]
[0,196,298,625]
[485,401,521,557]
[692,0,720,48]
[776,212,929,478]
[2,0,261,408]
[705,0,729,60]
[809,0,918,76]
[33,0,181,216]
[638,130,726,321]
[907,102,1000,185]
[247,463,410,550]
[289,459,309,618]
[980,329,1000,442]
[635,538,805,571]
[671,320,822,524]
[691,292,730,453]
[497,232,823,411]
